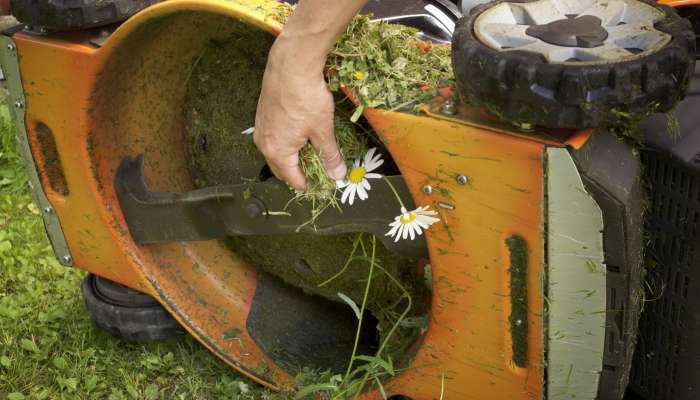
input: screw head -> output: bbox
[43,206,53,214]
[13,100,23,109]
[422,185,433,195]
[6,43,14,51]
[39,27,48,34]
[456,175,470,185]
[60,255,72,264]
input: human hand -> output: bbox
[254,38,347,191]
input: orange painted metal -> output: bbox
[363,109,545,399]
[15,0,546,397]
[659,0,700,7]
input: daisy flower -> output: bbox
[386,206,440,242]
[337,148,384,205]
[241,127,254,135]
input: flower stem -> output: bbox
[383,176,406,209]
[343,235,376,382]
[318,233,362,287]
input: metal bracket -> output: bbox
[116,155,428,258]
[0,34,73,266]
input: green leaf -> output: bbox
[126,383,139,398]
[52,356,67,370]
[353,355,395,376]
[350,105,364,123]
[0,355,10,368]
[85,375,98,392]
[7,393,25,400]
[144,384,159,400]
[337,292,361,320]
[294,383,338,399]
[64,377,78,391]
[20,338,39,353]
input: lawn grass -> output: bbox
[0,99,281,399]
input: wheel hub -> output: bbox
[473,0,672,63]
[525,15,608,48]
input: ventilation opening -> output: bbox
[34,122,68,196]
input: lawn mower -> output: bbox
[1,0,698,399]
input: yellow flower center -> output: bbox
[400,212,416,225]
[354,71,366,79]
[348,167,366,184]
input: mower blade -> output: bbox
[115,155,427,258]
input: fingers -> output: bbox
[268,153,307,191]
[310,118,347,181]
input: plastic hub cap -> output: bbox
[473,0,672,63]
[526,15,608,48]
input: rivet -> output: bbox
[422,185,433,195]
[14,100,23,109]
[39,27,48,34]
[456,175,470,185]
[43,206,53,214]
[6,43,14,51]
[515,319,523,326]
[441,100,456,115]
[61,255,72,264]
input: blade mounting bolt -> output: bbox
[61,255,72,264]
[456,175,470,185]
[422,185,433,195]
[441,100,456,115]
[6,43,14,51]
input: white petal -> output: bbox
[336,180,349,189]
[400,207,408,215]
[364,148,376,165]
[353,158,361,167]
[365,156,384,172]
[408,224,416,240]
[417,214,440,226]
[349,185,358,205]
[402,224,410,240]
[415,218,431,230]
[413,223,423,236]
[341,186,352,204]
[357,184,368,200]
[241,127,255,135]
[386,222,400,237]
[361,179,371,191]
[394,225,405,242]
[365,173,383,180]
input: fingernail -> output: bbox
[330,164,347,180]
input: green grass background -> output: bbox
[0,97,286,399]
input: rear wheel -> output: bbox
[81,273,185,342]
[451,0,696,129]
[10,0,160,31]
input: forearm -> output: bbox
[271,0,369,72]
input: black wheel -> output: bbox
[81,273,185,342]
[451,0,696,129]
[10,0,160,31]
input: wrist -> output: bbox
[270,28,330,73]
